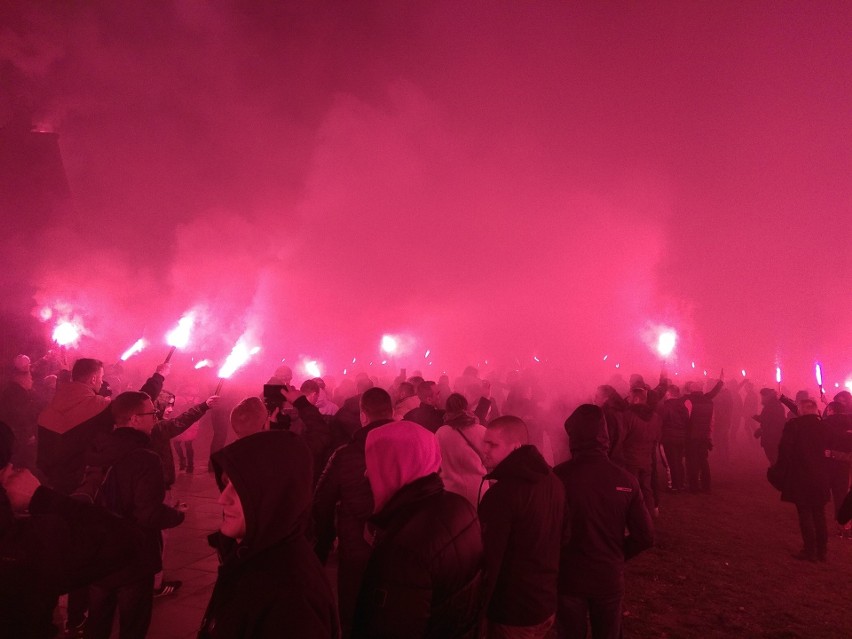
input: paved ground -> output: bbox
[146,466,223,639]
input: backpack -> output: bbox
[71,462,122,513]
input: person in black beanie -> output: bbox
[553,405,654,639]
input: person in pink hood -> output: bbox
[354,421,484,639]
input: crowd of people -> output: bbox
[1,349,850,639]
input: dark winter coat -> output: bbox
[553,450,654,596]
[685,380,723,442]
[754,399,786,453]
[620,404,661,471]
[353,473,483,639]
[773,414,830,507]
[150,402,210,487]
[293,395,333,484]
[84,426,184,586]
[313,419,393,564]
[404,403,445,433]
[37,373,163,495]
[200,430,338,639]
[478,445,564,627]
[0,486,144,639]
[660,397,690,444]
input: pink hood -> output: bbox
[365,420,442,513]
[38,381,111,434]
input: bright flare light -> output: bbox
[194,359,212,370]
[218,340,260,379]
[120,338,147,361]
[380,335,398,355]
[742,369,747,377]
[776,367,782,384]
[53,320,83,347]
[656,330,677,358]
[424,349,431,358]
[815,363,823,387]
[304,360,322,378]
[166,313,195,348]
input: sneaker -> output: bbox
[63,617,86,639]
[153,580,183,597]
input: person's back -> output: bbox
[202,430,338,638]
[478,416,564,636]
[778,413,830,507]
[554,405,653,639]
[313,387,395,637]
[353,421,483,639]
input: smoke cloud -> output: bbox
[1,1,849,391]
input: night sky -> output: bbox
[1,1,849,391]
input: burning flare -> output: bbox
[217,341,261,379]
[120,338,147,361]
[52,319,84,347]
[304,360,322,378]
[166,312,196,349]
[194,359,213,370]
[380,335,399,355]
[656,330,677,358]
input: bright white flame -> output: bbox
[249,346,261,355]
[844,380,851,390]
[352,357,357,364]
[218,339,260,379]
[304,360,322,378]
[615,363,620,369]
[815,363,823,387]
[776,367,782,384]
[691,361,696,369]
[424,349,431,358]
[120,338,147,361]
[343,368,347,375]
[380,335,398,355]
[742,369,747,377]
[166,312,195,349]
[656,330,677,358]
[381,360,387,365]
[194,359,212,370]
[603,355,608,361]
[703,370,708,376]
[53,320,83,347]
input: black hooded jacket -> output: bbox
[352,473,483,639]
[200,430,338,639]
[478,445,564,626]
[554,449,654,596]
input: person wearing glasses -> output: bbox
[82,391,185,639]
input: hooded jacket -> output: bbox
[435,413,489,507]
[200,430,338,639]
[353,422,483,639]
[37,373,163,495]
[84,425,184,586]
[555,406,654,596]
[478,445,564,626]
